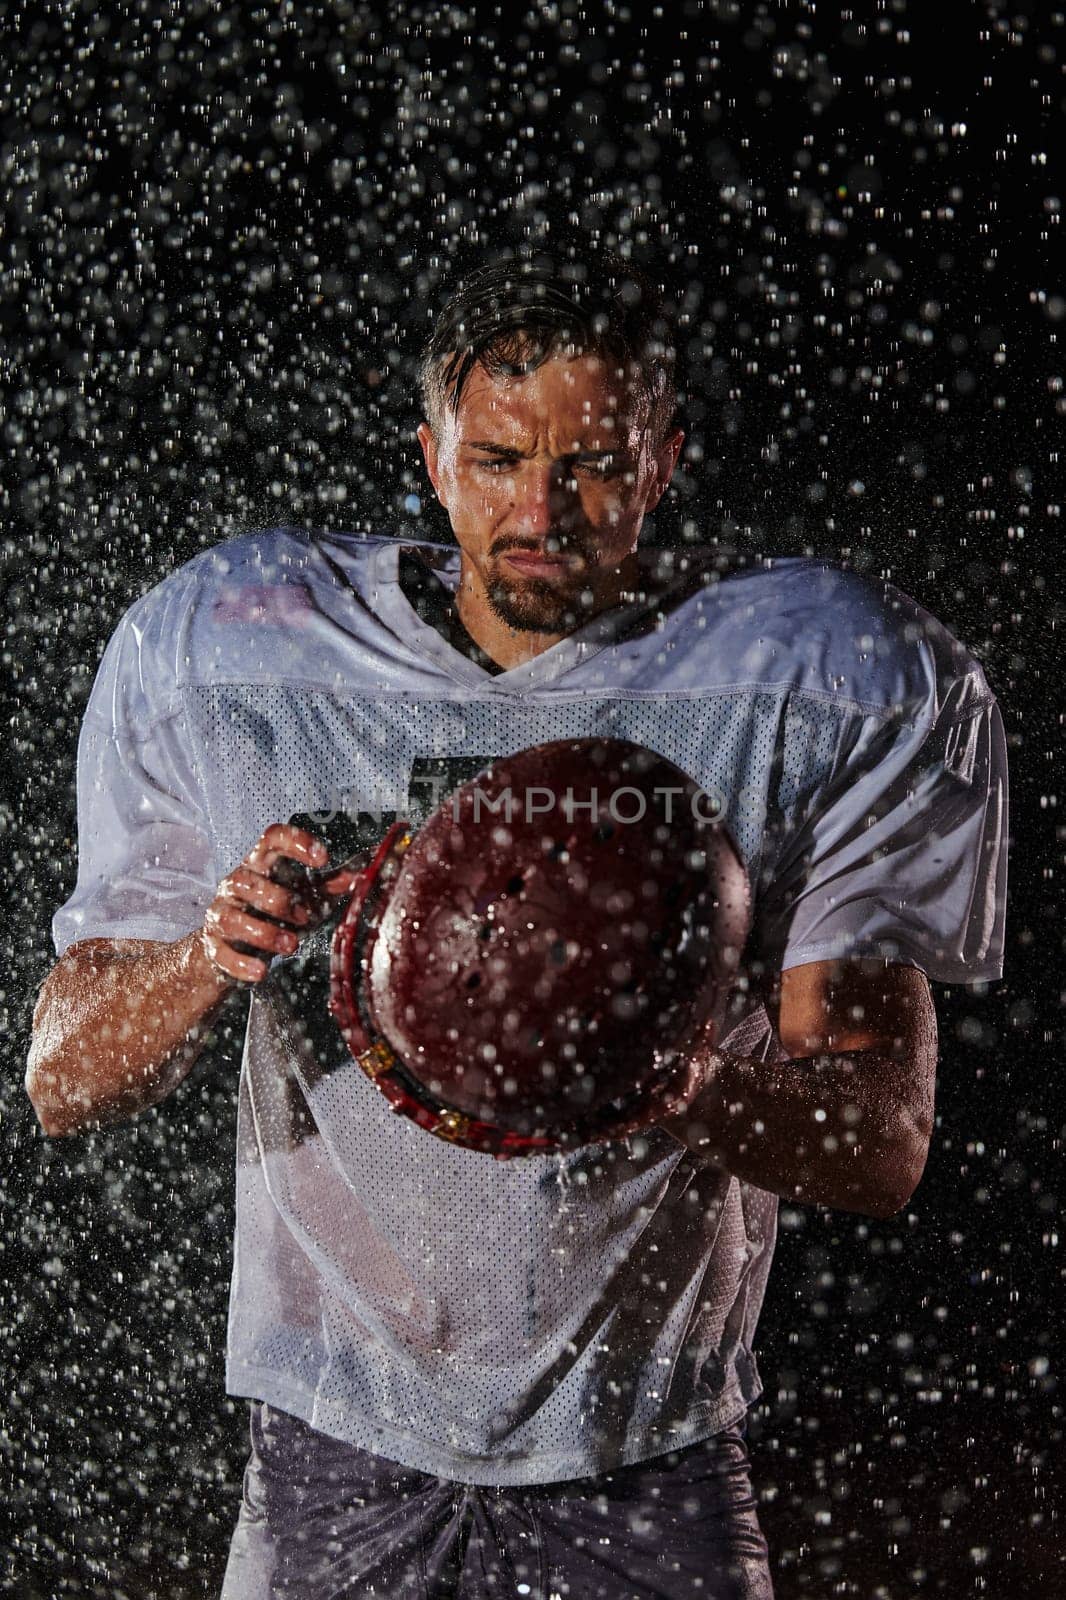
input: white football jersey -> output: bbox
[54,530,1007,1484]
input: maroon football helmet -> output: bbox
[329,739,751,1157]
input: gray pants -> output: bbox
[221,1401,775,1599]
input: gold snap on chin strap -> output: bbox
[356,1039,476,1145]
[356,1040,396,1080]
[432,1109,475,1143]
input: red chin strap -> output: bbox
[328,821,555,1160]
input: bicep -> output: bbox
[769,957,939,1145]
[769,957,935,1059]
[64,937,171,962]
[33,937,172,1028]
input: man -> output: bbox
[27,249,1007,1599]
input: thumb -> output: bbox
[319,864,363,899]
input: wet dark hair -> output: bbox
[418,247,678,442]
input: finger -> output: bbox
[221,868,312,926]
[206,903,300,957]
[202,932,269,985]
[318,864,364,899]
[246,824,329,876]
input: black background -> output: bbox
[1,1,1062,1594]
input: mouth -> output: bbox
[498,550,581,581]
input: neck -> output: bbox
[454,552,640,670]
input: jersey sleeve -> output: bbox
[753,680,1008,986]
[51,606,218,957]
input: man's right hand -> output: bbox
[26,822,368,1137]
[201,823,363,986]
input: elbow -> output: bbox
[25,1075,70,1139]
[25,1033,92,1139]
[31,1113,76,1141]
[26,1073,106,1139]
[26,965,112,1137]
[25,1053,76,1138]
[866,1130,932,1219]
[25,1036,53,1133]
[26,975,77,1136]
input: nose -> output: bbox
[510,465,576,541]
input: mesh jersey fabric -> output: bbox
[53,529,1008,1486]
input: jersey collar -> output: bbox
[369,539,658,693]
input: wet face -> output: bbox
[417,351,684,645]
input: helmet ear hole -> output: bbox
[330,740,751,1155]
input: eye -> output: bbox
[474,456,515,474]
[575,458,619,478]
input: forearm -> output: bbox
[666,1047,931,1218]
[26,931,236,1137]
[27,823,358,1139]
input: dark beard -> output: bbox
[486,575,585,634]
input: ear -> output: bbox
[643,427,685,512]
[416,421,446,506]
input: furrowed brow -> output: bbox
[466,440,526,456]
[464,442,625,461]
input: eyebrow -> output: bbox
[466,441,525,455]
[464,441,621,457]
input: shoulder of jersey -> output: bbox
[116,526,418,640]
[131,525,401,606]
[633,550,993,721]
